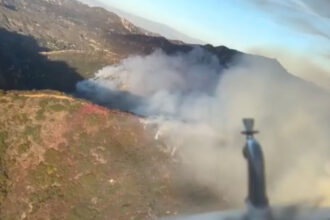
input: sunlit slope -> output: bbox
[0,90,184,220]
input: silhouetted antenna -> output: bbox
[241,118,259,137]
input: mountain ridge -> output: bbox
[77,0,204,44]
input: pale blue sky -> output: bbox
[96,1,327,50]
[93,0,330,89]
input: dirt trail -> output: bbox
[39,50,84,55]
[39,49,118,56]
[21,93,74,101]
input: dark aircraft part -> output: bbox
[242,118,269,208]
[162,118,330,219]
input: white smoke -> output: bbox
[76,47,330,210]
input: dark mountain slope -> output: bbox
[0,28,82,92]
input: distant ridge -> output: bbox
[77,0,205,44]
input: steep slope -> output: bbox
[0,90,229,219]
[0,90,175,219]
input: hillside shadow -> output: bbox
[0,28,83,93]
[75,81,145,115]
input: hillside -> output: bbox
[0,90,229,219]
[0,0,239,93]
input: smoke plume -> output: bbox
[250,47,330,93]
[76,47,330,210]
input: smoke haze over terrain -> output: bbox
[250,47,330,92]
[76,48,330,209]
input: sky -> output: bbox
[87,0,330,90]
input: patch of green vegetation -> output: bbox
[87,114,101,126]
[39,99,50,109]
[12,113,29,124]
[50,104,66,112]
[78,132,92,154]
[24,125,41,143]
[36,109,46,120]
[36,99,50,120]
[21,113,29,123]
[0,99,8,104]
[69,203,99,220]
[44,149,62,165]
[0,131,8,158]
[68,103,82,114]
[0,131,8,206]
[11,95,27,102]
[37,99,80,117]
[29,163,62,187]
[17,141,31,154]
[0,174,7,206]
[30,185,64,214]
[79,174,99,193]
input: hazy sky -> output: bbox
[90,0,330,89]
